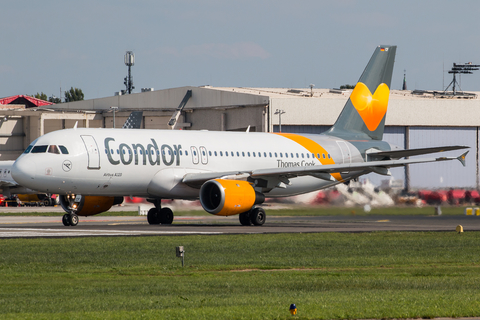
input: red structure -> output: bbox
[0,95,54,108]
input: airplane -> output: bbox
[0,111,144,208]
[11,45,468,226]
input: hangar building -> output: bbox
[0,86,479,190]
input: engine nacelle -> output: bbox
[199,179,265,216]
[59,195,124,216]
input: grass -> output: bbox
[0,204,472,217]
[1,232,480,319]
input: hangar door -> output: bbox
[408,127,476,189]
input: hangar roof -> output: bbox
[207,86,480,100]
[0,95,54,108]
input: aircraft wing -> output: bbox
[0,180,18,188]
[182,151,468,188]
[368,145,469,159]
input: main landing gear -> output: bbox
[147,199,174,225]
[62,213,79,226]
[239,207,266,226]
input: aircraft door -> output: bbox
[199,146,208,165]
[336,141,351,164]
[190,146,199,164]
[81,135,100,169]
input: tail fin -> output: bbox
[324,45,396,140]
[122,111,143,129]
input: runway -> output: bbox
[1,207,480,238]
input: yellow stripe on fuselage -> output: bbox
[273,133,344,182]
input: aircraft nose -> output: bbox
[11,157,37,185]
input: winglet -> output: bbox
[457,151,469,167]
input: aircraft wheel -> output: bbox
[147,208,160,225]
[250,207,266,226]
[62,214,71,226]
[159,208,174,224]
[239,211,251,226]
[68,213,79,226]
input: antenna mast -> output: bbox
[444,62,479,96]
[124,51,135,94]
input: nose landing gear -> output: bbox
[62,213,79,226]
[60,194,80,226]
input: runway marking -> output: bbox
[0,228,223,238]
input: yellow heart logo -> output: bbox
[350,82,390,131]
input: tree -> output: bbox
[34,92,48,101]
[64,87,84,102]
[340,84,355,89]
[49,96,62,104]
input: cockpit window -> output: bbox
[48,145,60,154]
[31,145,48,153]
[24,145,34,154]
[58,145,68,154]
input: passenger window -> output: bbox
[296,153,299,158]
[242,152,245,157]
[180,150,183,156]
[31,145,48,153]
[237,152,240,157]
[285,153,288,158]
[269,152,272,157]
[323,154,326,159]
[307,153,310,158]
[275,152,278,157]
[317,153,320,158]
[253,152,256,157]
[220,151,223,156]
[291,153,294,158]
[280,153,283,157]
[301,153,304,158]
[225,151,228,157]
[185,151,189,156]
[231,152,234,157]
[247,152,250,157]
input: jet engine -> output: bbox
[199,179,264,216]
[59,194,124,216]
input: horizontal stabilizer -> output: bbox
[457,151,468,167]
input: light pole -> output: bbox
[110,106,118,128]
[274,109,286,132]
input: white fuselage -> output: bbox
[12,128,366,199]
